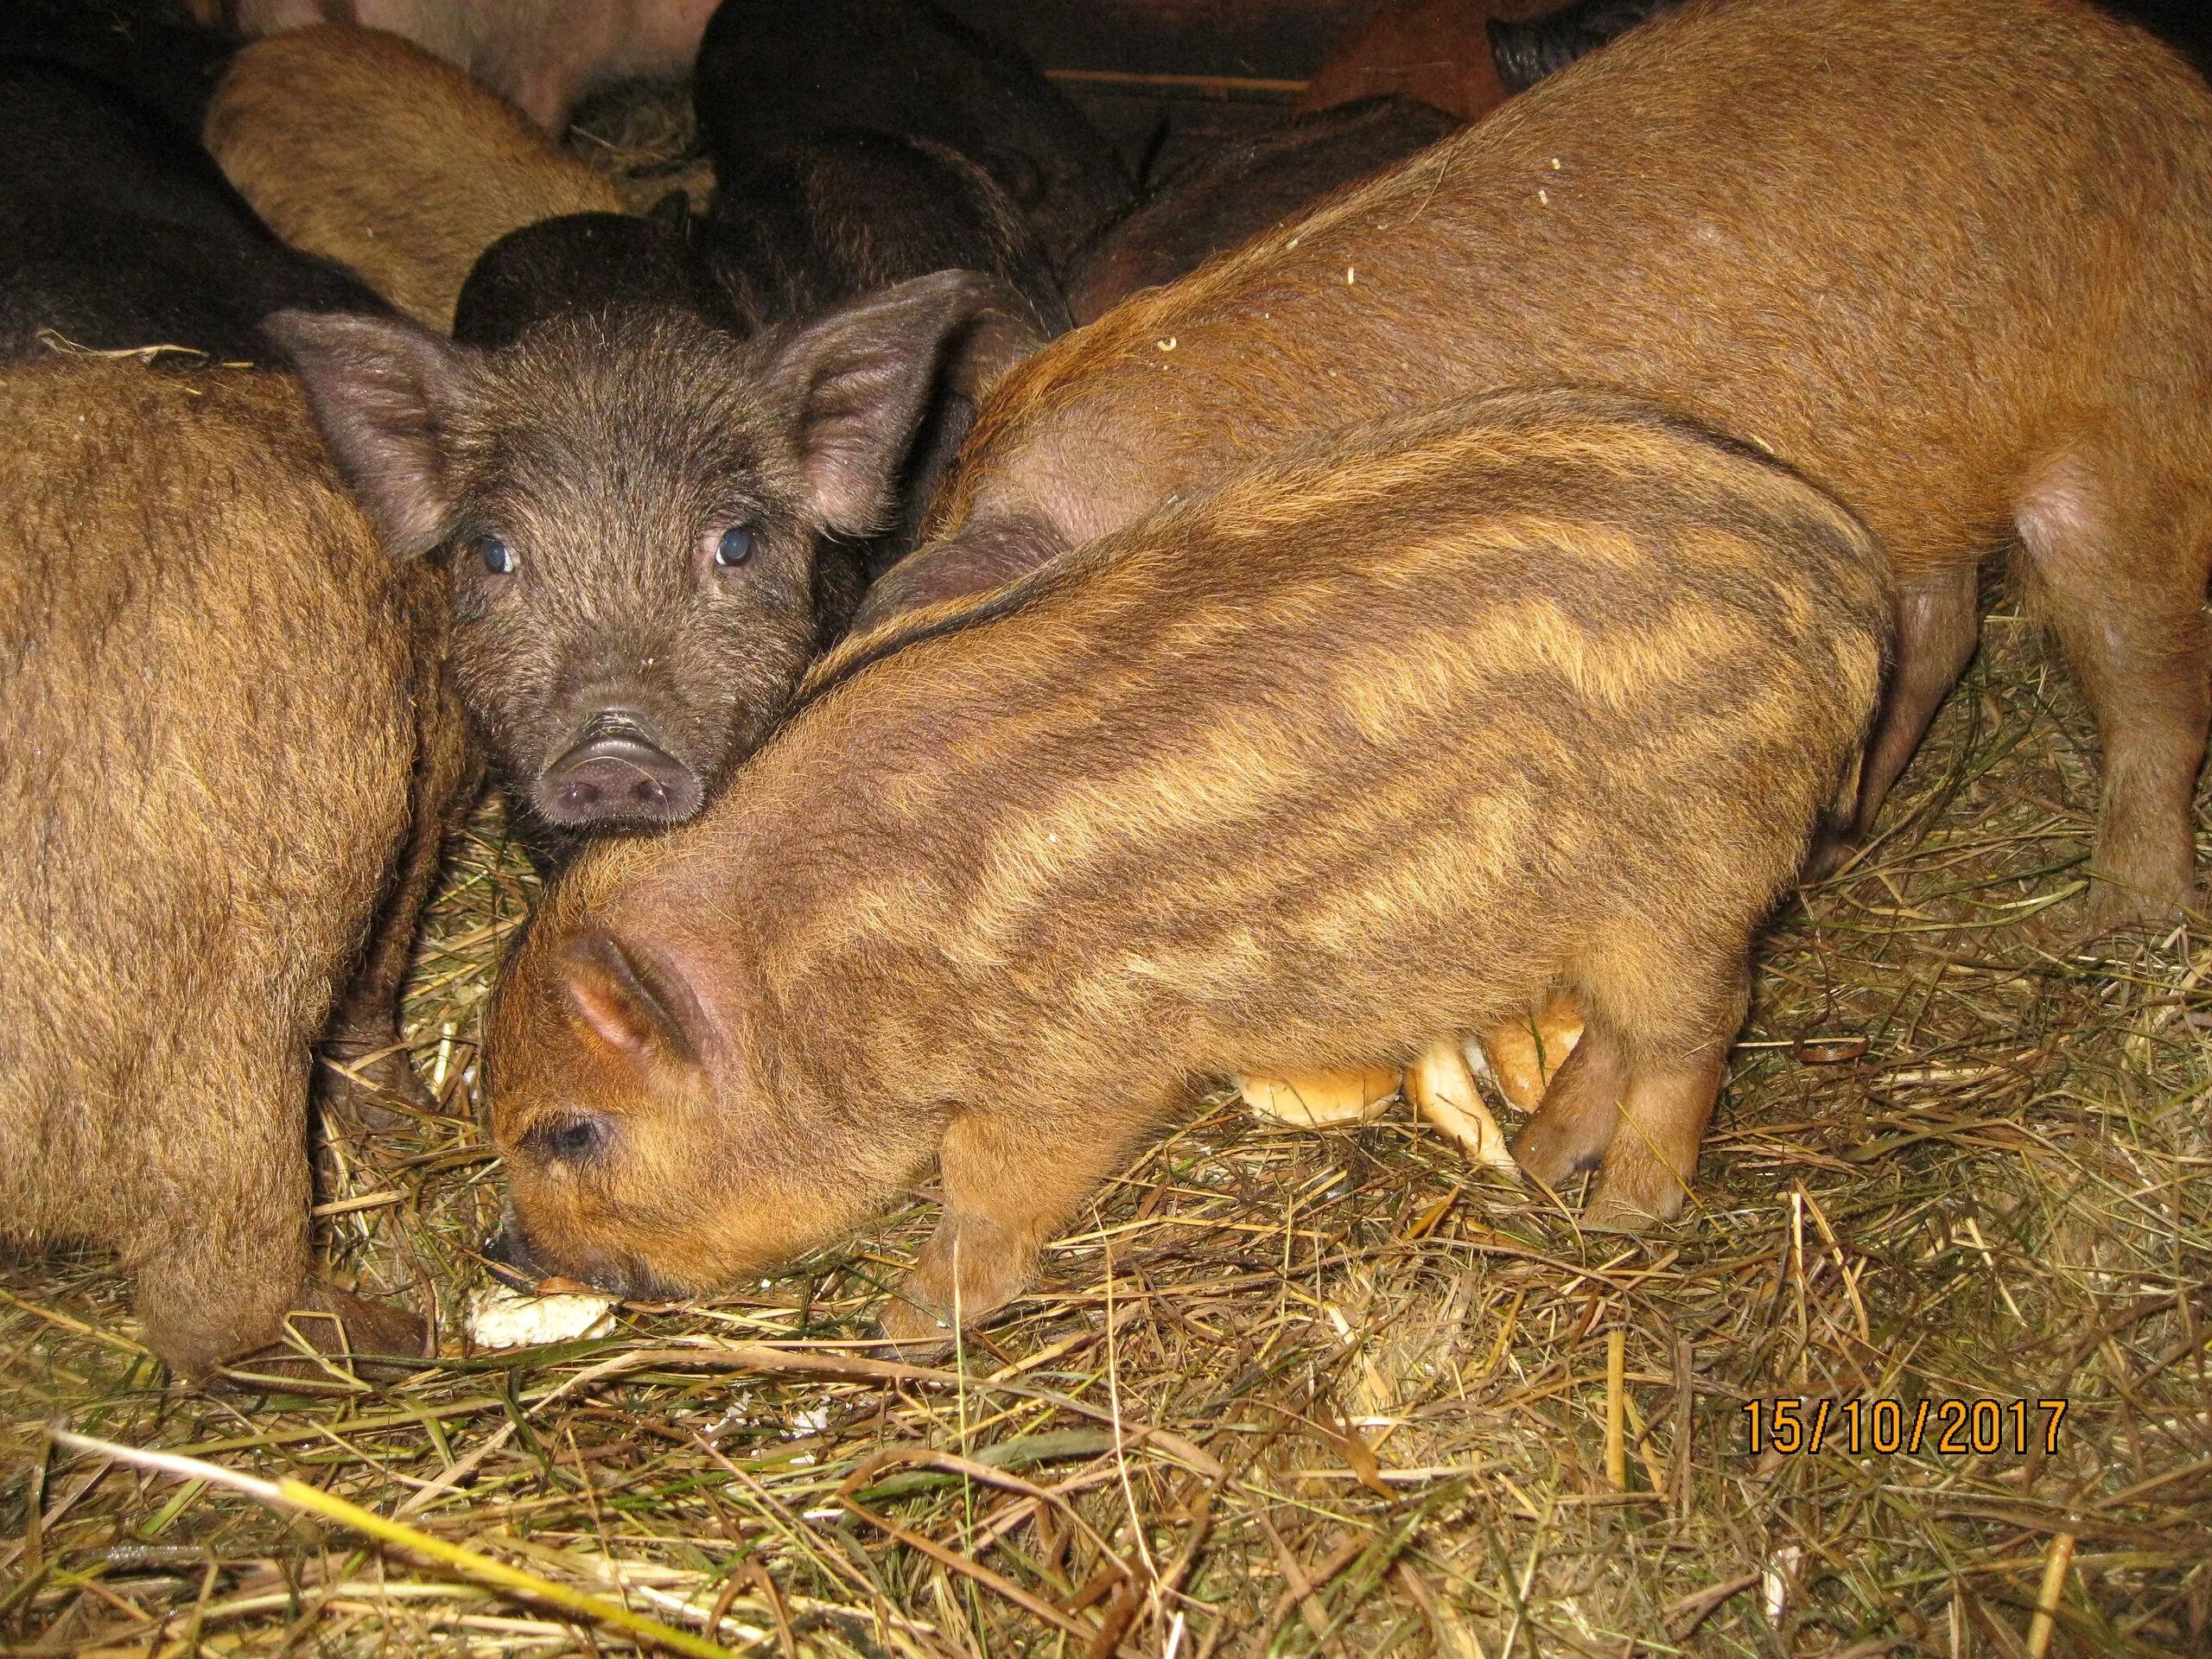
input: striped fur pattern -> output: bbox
[482,388,1891,1344]
[880,0,2212,928]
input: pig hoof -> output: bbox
[222,1282,430,1385]
[879,1294,959,1358]
[1581,1168,1690,1233]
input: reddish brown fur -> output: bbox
[1296,0,1554,121]
[482,389,1889,1344]
[204,24,622,332]
[0,362,468,1377]
[907,0,2212,927]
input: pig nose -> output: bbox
[482,1211,543,1286]
[536,712,702,827]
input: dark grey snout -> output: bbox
[535,713,702,828]
[481,1209,544,1286]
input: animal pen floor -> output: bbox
[7,83,2212,1659]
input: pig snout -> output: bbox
[535,710,702,829]
[481,1208,546,1285]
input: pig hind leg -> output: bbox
[2017,452,2212,927]
[1828,564,1980,865]
[129,1044,316,1379]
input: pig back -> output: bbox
[203,23,624,332]
[0,58,385,362]
[727,391,1889,1093]
[941,0,2212,584]
[694,0,1128,274]
[0,362,439,1245]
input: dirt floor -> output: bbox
[5,86,2211,1659]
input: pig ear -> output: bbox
[938,295,1052,404]
[760,269,1051,537]
[261,308,474,558]
[560,935,702,1067]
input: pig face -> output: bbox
[269,270,1038,838]
[480,912,934,1296]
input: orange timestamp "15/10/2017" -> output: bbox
[1741,1397,2068,1458]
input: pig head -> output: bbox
[268,270,1044,845]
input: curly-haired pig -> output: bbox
[1066,98,1460,326]
[477,388,1891,1343]
[0,361,472,1378]
[190,0,718,132]
[203,24,623,334]
[873,0,2212,931]
[267,267,1047,855]
[0,58,385,363]
[693,0,1129,275]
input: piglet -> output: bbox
[0,361,470,1377]
[203,24,623,333]
[479,388,1890,1344]
[268,268,1046,854]
[693,0,1129,275]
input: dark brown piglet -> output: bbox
[479,389,1889,1344]
[693,0,1129,276]
[1066,98,1460,326]
[885,0,2212,930]
[0,362,470,1379]
[268,269,1044,853]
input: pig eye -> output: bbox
[526,1115,607,1164]
[714,525,754,569]
[480,537,517,575]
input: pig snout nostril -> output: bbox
[534,719,703,829]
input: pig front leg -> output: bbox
[880,1102,1167,1353]
[1510,973,1746,1230]
[316,694,481,1124]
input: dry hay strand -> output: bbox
[5,583,2209,1656]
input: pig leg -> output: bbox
[2017,457,2212,928]
[1512,966,1747,1230]
[1579,994,1745,1232]
[1835,563,1980,859]
[130,1051,314,1380]
[316,696,480,1123]
[1508,1020,1632,1192]
[881,1103,1167,1351]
